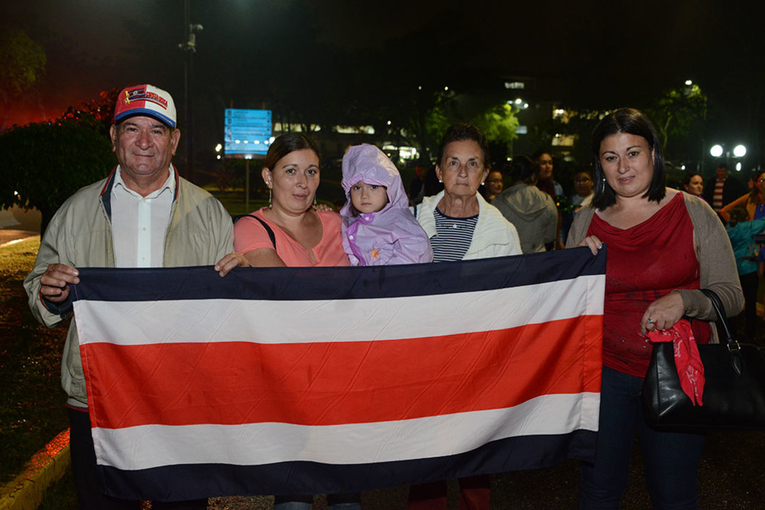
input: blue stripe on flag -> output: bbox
[72,246,606,302]
[99,430,596,501]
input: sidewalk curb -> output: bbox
[0,429,70,510]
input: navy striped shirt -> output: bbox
[431,208,478,262]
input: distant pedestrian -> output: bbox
[492,157,557,253]
[725,207,765,342]
[533,149,564,249]
[482,169,504,202]
[702,162,746,213]
[681,173,704,198]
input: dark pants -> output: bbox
[408,475,491,510]
[577,367,705,510]
[68,407,208,510]
[739,271,759,341]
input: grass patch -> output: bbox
[0,237,69,485]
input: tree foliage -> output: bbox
[0,115,115,234]
[0,26,46,130]
[646,83,708,158]
[470,104,519,151]
[0,26,46,99]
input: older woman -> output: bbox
[412,124,521,262]
[568,108,743,509]
[408,124,521,510]
[217,133,355,510]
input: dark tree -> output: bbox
[0,115,115,235]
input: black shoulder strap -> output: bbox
[233,214,276,250]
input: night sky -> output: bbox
[3,0,765,161]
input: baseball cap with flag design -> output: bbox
[113,84,177,128]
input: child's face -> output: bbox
[350,182,388,214]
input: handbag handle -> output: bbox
[700,288,744,374]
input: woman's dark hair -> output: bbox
[436,124,490,170]
[264,133,320,170]
[681,173,702,189]
[531,149,553,163]
[511,155,537,184]
[590,108,665,209]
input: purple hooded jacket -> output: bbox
[340,144,433,266]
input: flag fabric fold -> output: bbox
[71,247,605,501]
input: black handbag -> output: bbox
[641,288,765,431]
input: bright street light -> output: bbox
[710,144,724,157]
[733,144,747,158]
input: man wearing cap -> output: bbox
[24,84,235,509]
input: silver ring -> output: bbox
[647,318,655,325]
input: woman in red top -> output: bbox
[567,109,742,510]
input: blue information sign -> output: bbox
[224,109,272,158]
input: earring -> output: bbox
[313,196,318,206]
[438,179,443,183]
[481,182,485,186]
[268,188,272,207]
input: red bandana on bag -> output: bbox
[646,319,706,405]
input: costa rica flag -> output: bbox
[71,247,605,501]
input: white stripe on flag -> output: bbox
[92,392,600,470]
[76,275,604,346]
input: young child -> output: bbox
[340,144,433,265]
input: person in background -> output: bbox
[725,207,765,343]
[571,167,595,210]
[533,149,564,249]
[339,143,432,265]
[702,162,746,213]
[720,170,765,223]
[409,165,427,204]
[681,173,704,198]
[24,84,234,510]
[492,156,557,253]
[533,149,563,198]
[408,124,521,510]
[562,167,595,244]
[568,108,742,509]
[482,169,504,202]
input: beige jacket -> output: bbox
[566,190,743,322]
[24,167,234,407]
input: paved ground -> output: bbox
[0,229,38,247]
[200,430,765,509]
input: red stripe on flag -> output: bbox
[82,316,602,429]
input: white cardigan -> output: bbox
[412,191,522,260]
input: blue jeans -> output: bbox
[578,366,705,510]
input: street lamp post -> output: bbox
[179,0,203,182]
[709,143,747,172]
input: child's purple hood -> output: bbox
[340,144,408,217]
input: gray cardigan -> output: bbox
[566,191,743,322]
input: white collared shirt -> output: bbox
[111,166,175,267]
